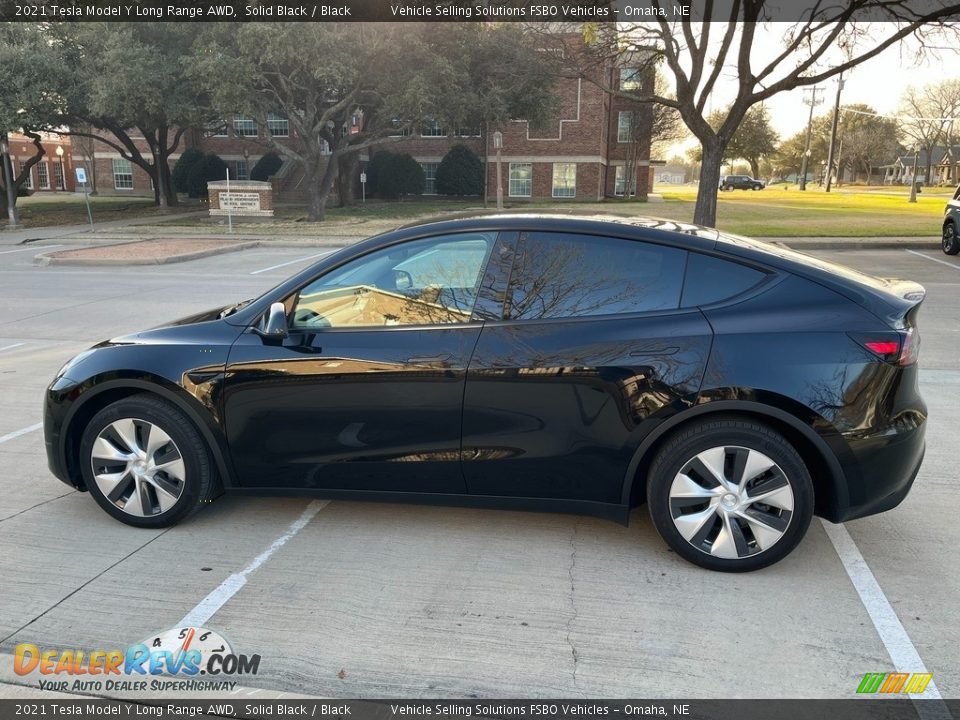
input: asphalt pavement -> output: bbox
[0,241,956,700]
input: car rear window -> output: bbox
[681,252,767,307]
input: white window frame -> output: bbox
[552,162,576,198]
[233,116,258,138]
[420,162,439,195]
[266,113,289,138]
[455,127,481,138]
[235,160,249,181]
[37,161,50,190]
[18,159,33,190]
[205,120,228,138]
[617,112,633,143]
[421,120,447,138]
[53,160,66,190]
[112,158,134,190]
[614,165,637,197]
[619,68,642,91]
[508,162,533,198]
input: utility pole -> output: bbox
[799,86,823,191]
[909,147,920,203]
[824,73,844,193]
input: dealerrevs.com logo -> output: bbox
[14,626,261,693]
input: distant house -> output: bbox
[883,146,960,186]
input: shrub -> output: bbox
[171,147,204,195]
[368,151,425,199]
[185,153,227,199]
[250,152,283,181]
[435,144,483,196]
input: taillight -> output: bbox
[850,329,919,366]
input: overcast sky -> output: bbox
[662,24,958,156]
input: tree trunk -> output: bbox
[694,142,724,227]
[307,154,341,222]
[159,154,177,207]
[337,152,358,207]
[154,158,170,211]
[749,159,760,179]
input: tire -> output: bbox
[79,394,220,528]
[943,221,960,255]
[647,416,814,572]
[752,184,762,191]
[723,184,733,191]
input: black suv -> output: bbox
[720,175,765,191]
[44,214,927,572]
[942,184,960,255]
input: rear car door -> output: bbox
[461,231,714,504]
[222,231,497,493]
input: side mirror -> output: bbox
[394,269,413,290]
[253,302,288,342]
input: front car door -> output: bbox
[222,231,497,493]
[462,231,714,504]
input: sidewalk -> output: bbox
[0,211,207,246]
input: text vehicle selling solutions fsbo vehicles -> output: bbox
[44,215,927,571]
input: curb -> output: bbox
[771,238,937,251]
[34,241,261,267]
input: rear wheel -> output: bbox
[647,417,814,572]
[723,184,733,191]
[943,221,960,255]
[79,394,220,528]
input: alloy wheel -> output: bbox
[944,223,957,253]
[90,418,186,517]
[668,445,794,559]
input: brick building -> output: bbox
[79,28,656,203]
[7,132,76,194]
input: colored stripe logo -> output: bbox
[857,672,933,694]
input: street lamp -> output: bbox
[1,134,22,228]
[493,130,503,211]
[55,145,65,191]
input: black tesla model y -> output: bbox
[44,215,927,571]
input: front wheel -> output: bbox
[722,184,733,191]
[647,417,814,572]
[79,394,220,528]
[943,221,960,255]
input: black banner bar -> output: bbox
[0,699,955,720]
[1,0,959,22]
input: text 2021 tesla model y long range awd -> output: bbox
[44,215,927,571]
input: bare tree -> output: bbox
[578,5,960,226]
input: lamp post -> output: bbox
[55,145,65,191]
[493,130,503,211]
[1,135,22,228]
[824,73,844,193]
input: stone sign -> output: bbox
[207,180,274,217]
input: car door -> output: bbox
[461,231,714,504]
[222,231,498,493]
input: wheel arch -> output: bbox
[61,377,233,492]
[621,400,850,521]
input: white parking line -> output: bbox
[176,500,328,628]
[821,519,948,715]
[0,342,25,353]
[0,423,43,445]
[0,244,63,255]
[249,250,336,275]
[905,249,960,271]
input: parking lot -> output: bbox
[0,240,957,699]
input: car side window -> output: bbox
[291,232,495,328]
[681,252,768,307]
[505,232,687,320]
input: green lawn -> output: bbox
[6,195,192,229]
[649,185,946,237]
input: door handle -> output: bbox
[409,353,453,364]
[630,346,680,357]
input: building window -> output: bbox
[233,116,258,138]
[267,113,289,138]
[552,163,576,198]
[37,161,50,189]
[617,112,635,143]
[421,120,447,138]
[619,68,642,91]
[388,119,411,137]
[456,127,480,137]
[421,162,438,195]
[18,159,33,190]
[509,163,532,197]
[614,165,637,197]
[112,158,133,190]
[53,160,66,190]
[205,120,228,138]
[233,160,249,181]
